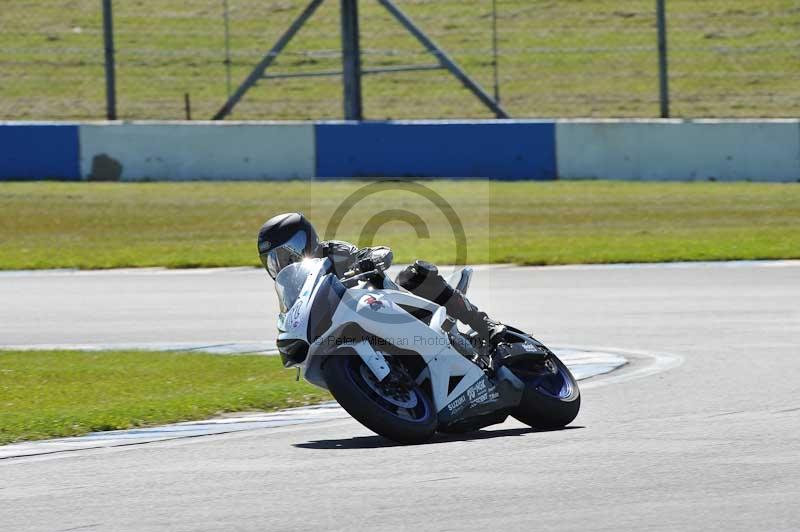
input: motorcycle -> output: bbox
[274,257,580,444]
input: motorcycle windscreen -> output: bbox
[274,259,319,313]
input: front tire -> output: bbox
[510,354,581,429]
[323,352,438,444]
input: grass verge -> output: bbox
[0,350,329,446]
[0,181,798,269]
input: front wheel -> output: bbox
[510,354,581,429]
[322,352,438,444]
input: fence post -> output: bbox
[656,0,670,118]
[340,0,363,120]
[491,0,500,104]
[102,0,117,120]
[223,0,232,99]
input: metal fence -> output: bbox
[1,0,797,121]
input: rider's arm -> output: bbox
[318,240,393,277]
[318,240,358,277]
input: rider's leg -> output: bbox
[396,261,506,345]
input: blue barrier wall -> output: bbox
[315,121,557,180]
[0,120,798,182]
[0,124,80,180]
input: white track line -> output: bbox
[0,341,277,355]
[566,345,685,390]
[0,260,796,278]
[0,347,638,460]
[519,260,800,271]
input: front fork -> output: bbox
[347,341,391,382]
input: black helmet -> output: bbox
[257,213,319,279]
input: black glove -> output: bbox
[357,258,375,273]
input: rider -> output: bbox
[258,212,506,346]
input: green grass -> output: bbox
[0,181,798,269]
[1,0,798,120]
[0,350,330,445]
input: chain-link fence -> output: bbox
[1,0,797,121]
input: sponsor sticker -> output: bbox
[465,378,499,408]
[466,378,486,401]
[364,295,384,311]
[447,395,466,413]
[288,302,303,329]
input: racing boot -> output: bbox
[396,260,506,346]
[446,295,507,348]
[467,312,506,347]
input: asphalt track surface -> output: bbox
[2,262,799,531]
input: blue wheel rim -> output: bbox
[344,356,432,423]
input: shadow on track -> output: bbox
[294,425,584,450]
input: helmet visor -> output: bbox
[260,231,308,279]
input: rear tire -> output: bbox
[323,352,438,444]
[511,354,581,429]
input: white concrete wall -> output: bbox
[79,122,315,181]
[556,119,800,182]
[70,119,800,182]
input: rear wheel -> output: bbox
[323,352,438,444]
[510,354,581,429]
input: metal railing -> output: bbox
[0,0,797,120]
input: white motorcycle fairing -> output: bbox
[274,258,523,424]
